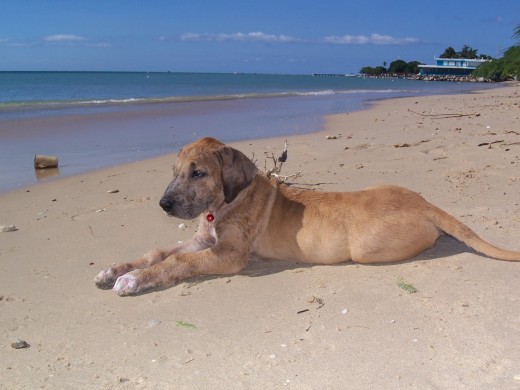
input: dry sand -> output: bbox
[1,83,520,389]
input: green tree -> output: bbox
[388,59,408,73]
[440,45,483,59]
[360,66,387,75]
[514,24,520,45]
[360,66,373,74]
[405,61,421,74]
[361,60,421,75]
[501,46,520,76]
[472,24,520,80]
[440,46,457,58]
[459,45,478,59]
[472,46,520,80]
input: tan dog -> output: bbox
[95,137,520,295]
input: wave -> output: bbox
[296,90,336,96]
[0,88,420,112]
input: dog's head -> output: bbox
[159,137,258,219]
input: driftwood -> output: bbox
[407,109,480,119]
[262,140,339,189]
[478,140,504,147]
[478,140,520,148]
[265,139,302,183]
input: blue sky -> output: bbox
[1,0,519,74]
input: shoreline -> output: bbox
[0,81,503,194]
[1,83,520,388]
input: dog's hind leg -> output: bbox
[349,219,441,264]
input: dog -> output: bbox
[95,137,520,296]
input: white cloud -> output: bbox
[42,34,110,48]
[177,31,418,46]
[0,38,32,47]
[1,34,109,49]
[324,35,369,45]
[44,34,87,42]
[179,33,202,41]
[371,33,419,45]
[324,33,419,45]
[180,31,300,43]
[87,42,111,48]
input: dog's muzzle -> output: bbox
[159,198,174,213]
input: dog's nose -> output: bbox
[159,198,174,212]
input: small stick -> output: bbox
[278,139,288,163]
[265,139,301,183]
[269,171,302,182]
[407,109,480,118]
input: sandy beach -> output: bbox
[1,83,520,389]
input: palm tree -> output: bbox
[514,24,520,45]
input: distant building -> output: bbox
[418,57,488,76]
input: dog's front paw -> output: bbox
[113,272,142,296]
[95,268,119,289]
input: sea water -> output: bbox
[0,71,492,118]
[0,72,496,192]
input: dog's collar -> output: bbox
[206,201,226,223]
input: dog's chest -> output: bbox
[208,223,218,241]
[199,219,219,242]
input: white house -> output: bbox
[418,57,488,76]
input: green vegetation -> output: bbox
[359,46,492,76]
[360,59,421,76]
[388,59,421,74]
[397,278,418,293]
[360,24,520,81]
[359,65,388,75]
[176,320,196,329]
[439,45,492,60]
[472,46,520,80]
[472,25,520,81]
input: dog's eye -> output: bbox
[192,169,204,178]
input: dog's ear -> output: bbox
[218,146,258,203]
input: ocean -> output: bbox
[0,71,497,192]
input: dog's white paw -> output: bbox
[113,272,141,296]
[94,268,118,289]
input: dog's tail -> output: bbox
[429,206,520,261]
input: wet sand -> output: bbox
[0,82,495,193]
[0,94,338,193]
